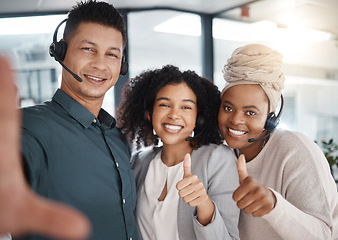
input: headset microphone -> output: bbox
[49,46,83,82]
[248,95,284,143]
[248,128,276,142]
[185,132,202,142]
[49,19,83,83]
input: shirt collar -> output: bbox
[52,89,116,129]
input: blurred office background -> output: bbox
[0,0,338,172]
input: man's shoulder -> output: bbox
[22,101,54,115]
[21,102,64,131]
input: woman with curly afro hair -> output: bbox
[116,65,239,240]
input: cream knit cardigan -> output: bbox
[238,128,338,240]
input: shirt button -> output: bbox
[116,162,119,168]
[93,119,97,123]
[130,238,132,240]
[123,199,126,204]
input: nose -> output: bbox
[167,107,180,120]
[90,54,107,71]
[230,112,245,125]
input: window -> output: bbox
[127,10,202,77]
[213,17,338,144]
[0,15,66,107]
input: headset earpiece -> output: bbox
[120,54,128,75]
[248,95,284,143]
[196,114,205,128]
[264,95,284,131]
[264,112,279,131]
[49,18,68,62]
[143,97,152,123]
[147,110,151,122]
[49,41,67,61]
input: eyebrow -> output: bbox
[223,100,234,106]
[223,100,260,111]
[156,97,196,104]
[80,40,121,52]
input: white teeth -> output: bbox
[87,75,104,81]
[229,128,246,136]
[164,124,181,130]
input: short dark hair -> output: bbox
[64,0,127,48]
[116,65,222,150]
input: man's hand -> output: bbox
[0,56,91,239]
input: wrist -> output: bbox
[196,198,215,226]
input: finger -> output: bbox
[242,199,272,217]
[232,176,255,202]
[0,57,19,156]
[183,153,191,178]
[176,174,196,191]
[22,191,91,239]
[237,154,248,184]
[177,176,201,196]
[0,56,91,239]
[185,195,209,207]
[181,186,206,205]
[252,208,272,218]
[237,194,258,212]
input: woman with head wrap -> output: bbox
[218,44,338,239]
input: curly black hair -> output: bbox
[116,65,221,150]
[64,0,127,48]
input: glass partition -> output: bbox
[127,10,202,77]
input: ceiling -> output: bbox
[0,0,337,38]
[0,0,338,80]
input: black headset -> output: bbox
[49,18,128,81]
[248,94,284,142]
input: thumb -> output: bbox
[237,154,248,184]
[22,191,91,239]
[183,153,191,178]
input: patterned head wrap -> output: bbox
[221,44,285,112]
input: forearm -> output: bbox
[193,203,238,240]
[263,190,333,240]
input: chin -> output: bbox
[225,137,247,149]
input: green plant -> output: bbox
[320,139,338,167]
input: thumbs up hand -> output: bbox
[176,154,214,226]
[232,154,277,217]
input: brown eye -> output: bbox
[224,106,233,112]
[246,111,256,116]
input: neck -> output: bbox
[161,144,193,167]
[239,138,267,162]
[60,85,103,117]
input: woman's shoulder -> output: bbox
[131,146,161,167]
[268,128,326,166]
[193,143,237,167]
[271,128,318,150]
[197,143,234,155]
